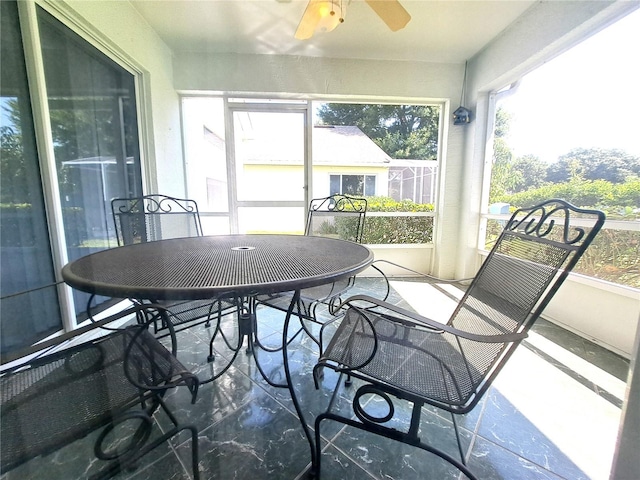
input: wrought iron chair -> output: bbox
[0,304,200,479]
[254,194,367,348]
[111,194,237,338]
[311,199,605,479]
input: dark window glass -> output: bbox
[365,175,376,196]
[37,7,143,315]
[0,1,62,354]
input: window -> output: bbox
[181,98,442,243]
[484,10,640,288]
[330,174,376,196]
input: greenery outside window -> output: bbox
[485,13,639,288]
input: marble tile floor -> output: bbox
[3,279,629,480]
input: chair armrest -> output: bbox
[341,294,528,344]
[371,259,474,283]
[1,303,152,368]
[358,259,473,303]
[123,323,199,404]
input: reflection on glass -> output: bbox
[37,7,143,314]
[0,1,62,353]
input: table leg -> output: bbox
[238,303,256,355]
[282,290,317,477]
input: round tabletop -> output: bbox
[62,234,373,301]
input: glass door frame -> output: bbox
[14,0,149,332]
[225,99,313,234]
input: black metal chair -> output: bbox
[255,194,367,338]
[311,199,605,479]
[111,194,238,383]
[0,304,200,479]
[111,194,236,330]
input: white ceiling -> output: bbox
[130,0,536,63]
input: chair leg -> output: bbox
[451,411,466,466]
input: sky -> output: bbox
[498,8,640,164]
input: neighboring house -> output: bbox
[60,124,439,241]
[237,124,391,200]
[187,115,437,209]
[310,125,392,198]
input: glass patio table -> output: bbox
[61,233,374,467]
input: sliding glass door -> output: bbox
[0,2,143,354]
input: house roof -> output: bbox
[242,125,392,167]
[313,126,391,166]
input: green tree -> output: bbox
[489,107,521,201]
[511,154,547,192]
[546,148,640,183]
[316,103,440,159]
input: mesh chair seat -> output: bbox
[323,308,481,406]
[1,318,199,478]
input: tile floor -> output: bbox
[2,278,629,480]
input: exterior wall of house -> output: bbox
[241,165,305,202]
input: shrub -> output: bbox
[362,197,434,244]
[496,178,640,210]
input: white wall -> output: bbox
[544,276,639,357]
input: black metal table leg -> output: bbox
[282,290,317,476]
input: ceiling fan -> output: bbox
[294,0,411,40]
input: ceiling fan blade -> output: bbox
[365,0,411,32]
[295,1,321,39]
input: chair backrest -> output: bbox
[111,194,203,246]
[448,199,604,406]
[305,194,367,243]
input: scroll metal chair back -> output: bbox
[111,194,202,246]
[305,194,367,243]
[302,193,368,315]
[255,194,367,327]
[110,194,237,384]
[311,199,605,479]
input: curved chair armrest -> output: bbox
[317,302,380,374]
[123,305,200,403]
[1,302,159,368]
[340,294,528,344]
[363,259,474,303]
